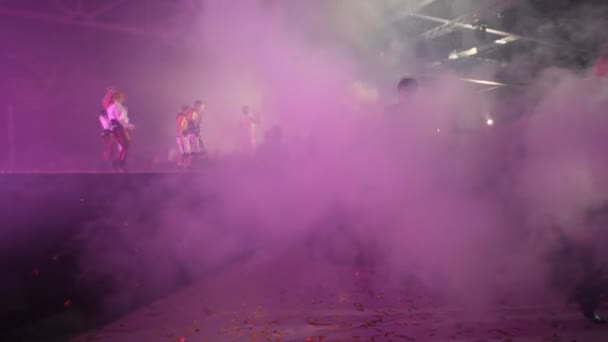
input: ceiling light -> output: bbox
[462,47,478,57]
[494,36,519,45]
[448,47,478,60]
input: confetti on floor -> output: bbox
[69,255,608,342]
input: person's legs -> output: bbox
[176,136,191,168]
[113,127,130,171]
[102,133,115,162]
[184,138,192,168]
[176,137,185,168]
[188,133,200,155]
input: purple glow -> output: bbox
[3,1,608,340]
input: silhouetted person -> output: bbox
[381,76,423,153]
[386,77,419,115]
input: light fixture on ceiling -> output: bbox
[463,47,478,56]
[461,78,507,86]
[449,47,478,60]
[494,35,518,45]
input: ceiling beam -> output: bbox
[416,0,519,40]
[411,13,515,38]
[410,11,574,63]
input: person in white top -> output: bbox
[103,89,134,171]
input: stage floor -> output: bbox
[2,171,607,341]
[69,254,608,342]
[71,302,608,341]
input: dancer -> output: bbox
[105,90,134,172]
[176,106,191,168]
[240,105,258,154]
[188,100,206,159]
[383,77,420,147]
[98,108,115,169]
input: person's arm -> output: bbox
[99,115,108,129]
[177,116,188,135]
[117,104,134,130]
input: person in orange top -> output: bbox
[176,106,191,168]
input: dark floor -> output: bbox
[2,172,607,342]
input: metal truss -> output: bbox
[389,0,544,51]
[396,0,573,64]
[0,0,199,37]
[417,0,520,41]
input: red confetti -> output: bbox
[178,337,186,342]
[64,299,71,308]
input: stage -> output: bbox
[1,171,607,341]
[70,252,607,342]
[0,170,224,341]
